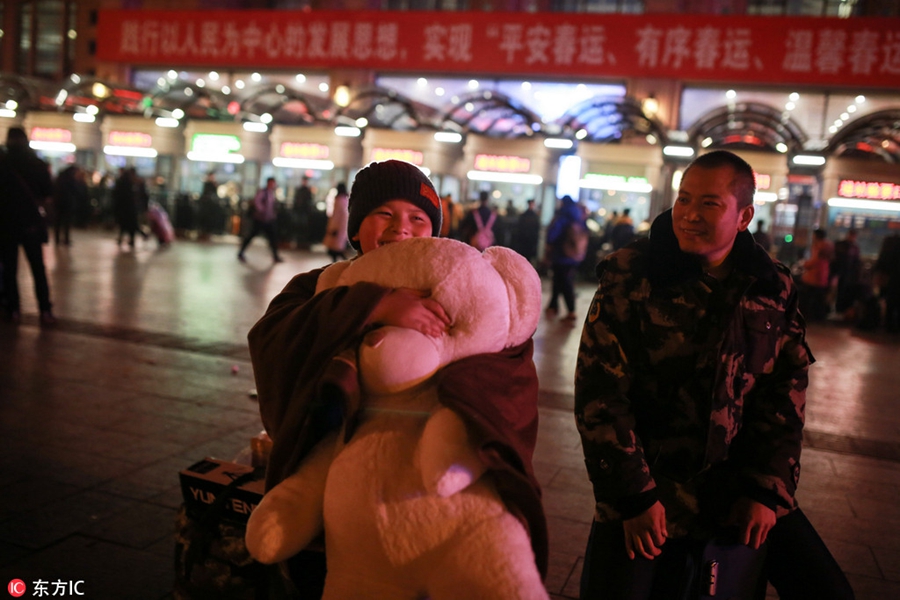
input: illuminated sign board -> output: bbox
[754,173,771,190]
[30,127,72,143]
[280,142,330,160]
[581,174,651,193]
[190,133,241,154]
[97,11,900,90]
[108,131,152,147]
[473,154,530,173]
[838,179,900,201]
[371,148,423,165]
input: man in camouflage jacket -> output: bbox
[575,151,813,597]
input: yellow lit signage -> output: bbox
[754,173,771,190]
[30,127,72,143]
[280,142,330,160]
[473,154,531,173]
[108,131,152,148]
[371,148,423,165]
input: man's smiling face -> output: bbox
[672,164,754,271]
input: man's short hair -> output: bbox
[684,150,756,208]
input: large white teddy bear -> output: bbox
[245,237,548,600]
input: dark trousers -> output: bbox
[239,219,280,259]
[763,509,855,600]
[0,233,52,313]
[884,283,900,333]
[799,283,830,322]
[580,509,854,600]
[54,212,72,245]
[548,263,577,313]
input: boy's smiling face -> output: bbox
[353,199,434,253]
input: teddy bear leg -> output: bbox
[418,407,487,498]
[245,433,336,564]
[425,511,549,600]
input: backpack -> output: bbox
[469,210,497,251]
[562,221,589,262]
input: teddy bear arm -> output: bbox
[418,406,487,498]
[245,432,337,564]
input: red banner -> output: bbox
[97,10,900,89]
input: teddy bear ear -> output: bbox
[315,261,353,294]
[482,246,542,347]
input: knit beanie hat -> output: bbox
[347,160,442,250]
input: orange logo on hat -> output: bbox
[420,182,440,209]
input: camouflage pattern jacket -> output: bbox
[575,210,812,537]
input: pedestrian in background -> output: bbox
[238,177,283,263]
[544,195,587,323]
[113,167,148,248]
[513,199,541,265]
[322,182,349,262]
[53,164,88,246]
[0,127,56,325]
[874,233,900,334]
[575,150,852,600]
[439,193,457,239]
[752,219,773,253]
[608,207,635,250]
[293,174,314,250]
[831,229,862,319]
[799,228,834,322]
[459,190,497,251]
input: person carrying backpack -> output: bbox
[460,190,497,251]
[544,195,588,323]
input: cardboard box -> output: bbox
[179,458,266,524]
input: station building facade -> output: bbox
[1,0,899,258]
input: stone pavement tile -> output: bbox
[101,409,233,446]
[545,516,588,599]
[0,534,173,600]
[15,445,139,488]
[148,484,191,511]
[0,539,31,567]
[66,428,188,465]
[848,494,900,524]
[846,573,900,600]
[544,550,580,598]
[120,394,260,427]
[96,455,201,501]
[80,501,177,549]
[804,506,900,557]
[826,538,883,579]
[0,490,137,550]
[545,465,594,497]
[826,451,900,486]
[535,407,588,465]
[533,461,563,488]
[173,421,269,465]
[794,484,854,517]
[873,546,900,582]
[145,532,177,559]
[0,477,82,520]
[562,556,583,599]
[542,487,596,523]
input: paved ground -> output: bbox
[1,229,899,599]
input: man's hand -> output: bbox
[368,288,450,338]
[726,498,775,549]
[622,501,668,560]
